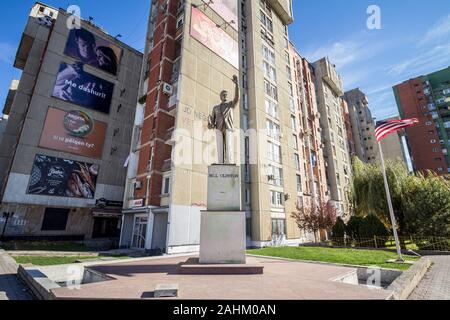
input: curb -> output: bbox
[387,257,432,300]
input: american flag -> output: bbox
[375,118,419,142]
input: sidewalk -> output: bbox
[0,250,33,300]
[409,256,450,300]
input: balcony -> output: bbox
[266,0,294,25]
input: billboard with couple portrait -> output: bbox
[65,28,122,76]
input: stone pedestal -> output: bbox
[199,164,247,265]
[199,211,246,264]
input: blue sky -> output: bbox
[290,0,450,120]
[1,1,449,120]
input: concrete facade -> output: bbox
[0,2,142,240]
[312,58,352,217]
[394,66,450,175]
[343,88,379,164]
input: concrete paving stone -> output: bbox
[409,256,450,300]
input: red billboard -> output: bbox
[190,7,239,69]
[39,107,107,159]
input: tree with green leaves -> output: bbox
[349,158,450,247]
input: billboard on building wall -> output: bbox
[190,7,239,69]
[39,107,107,159]
[27,154,99,199]
[65,28,122,76]
[204,0,238,30]
[52,62,114,114]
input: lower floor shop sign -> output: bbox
[27,154,99,199]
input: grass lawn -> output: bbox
[248,246,419,270]
[1,241,94,252]
[13,255,132,266]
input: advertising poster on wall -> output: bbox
[190,7,239,69]
[39,107,107,159]
[65,28,122,76]
[204,0,238,30]
[52,62,115,114]
[27,155,99,199]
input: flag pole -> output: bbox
[378,141,404,262]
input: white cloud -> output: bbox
[418,14,450,47]
[0,42,16,65]
[304,40,363,68]
[387,43,450,76]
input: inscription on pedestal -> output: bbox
[207,165,241,211]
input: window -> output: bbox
[41,208,69,231]
[294,153,301,170]
[260,10,273,33]
[265,98,278,119]
[262,45,275,65]
[292,134,299,150]
[264,80,278,100]
[296,175,302,192]
[267,141,282,163]
[291,115,297,131]
[266,119,280,140]
[272,219,286,235]
[270,191,284,207]
[263,61,277,82]
[268,165,283,186]
[162,176,171,195]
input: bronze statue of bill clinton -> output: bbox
[208,75,240,164]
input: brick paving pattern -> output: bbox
[0,249,33,300]
[409,256,450,300]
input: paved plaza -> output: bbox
[409,256,450,300]
[51,255,393,300]
[0,250,33,300]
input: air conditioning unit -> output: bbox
[134,181,143,190]
[162,82,173,96]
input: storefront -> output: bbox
[120,206,169,253]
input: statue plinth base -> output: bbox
[197,164,253,269]
[199,210,246,264]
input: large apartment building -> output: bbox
[343,88,379,164]
[393,66,450,175]
[312,57,352,217]
[0,2,142,241]
[289,44,329,214]
[119,0,325,254]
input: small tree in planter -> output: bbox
[292,201,338,243]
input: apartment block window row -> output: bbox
[265,98,279,119]
[266,119,281,141]
[271,219,286,236]
[264,80,278,100]
[268,165,284,187]
[270,191,284,207]
[267,141,282,164]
